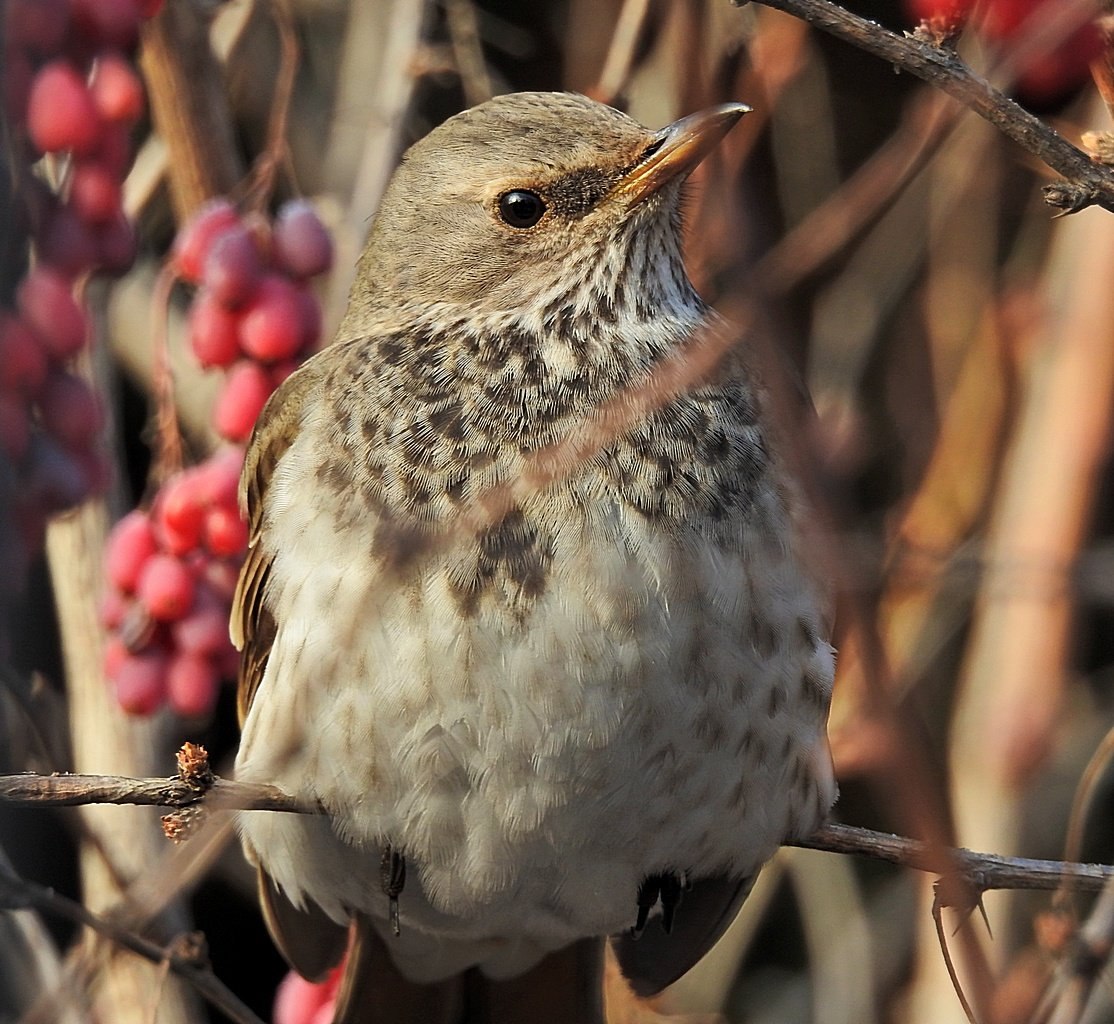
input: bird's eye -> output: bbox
[497,190,546,229]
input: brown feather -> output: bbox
[232,359,324,724]
[609,873,754,997]
[257,868,348,982]
[463,939,604,1024]
[333,914,465,1024]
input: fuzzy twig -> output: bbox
[733,0,1114,214]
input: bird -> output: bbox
[232,90,836,1024]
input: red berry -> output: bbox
[174,199,240,283]
[96,212,138,274]
[156,470,206,550]
[102,633,129,675]
[105,510,159,593]
[90,121,133,175]
[273,200,334,279]
[172,594,231,657]
[89,53,145,123]
[3,51,33,126]
[137,0,164,16]
[27,60,102,156]
[215,361,273,442]
[17,267,87,359]
[70,0,142,50]
[25,434,89,510]
[99,588,129,631]
[195,447,244,508]
[137,553,195,621]
[166,652,220,717]
[203,224,263,309]
[38,203,100,277]
[293,285,322,349]
[0,393,30,460]
[0,315,48,395]
[202,558,240,601]
[70,161,122,224]
[112,648,168,715]
[188,293,242,368]
[204,505,248,557]
[270,359,300,389]
[6,0,71,55]
[39,371,102,449]
[239,275,304,362]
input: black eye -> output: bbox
[498,190,546,229]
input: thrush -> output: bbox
[232,91,836,1024]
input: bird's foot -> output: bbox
[630,871,687,938]
[380,843,406,936]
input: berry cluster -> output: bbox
[906,0,1102,102]
[177,198,331,442]
[101,448,245,717]
[0,0,161,597]
[101,197,333,716]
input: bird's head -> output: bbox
[343,91,747,331]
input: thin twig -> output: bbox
[0,865,266,1024]
[733,0,1114,214]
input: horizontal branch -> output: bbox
[736,0,1114,214]
[3,770,1112,897]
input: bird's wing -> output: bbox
[231,356,349,980]
[609,873,755,997]
[232,358,323,724]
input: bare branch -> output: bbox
[732,0,1114,214]
[0,863,266,1024]
[3,771,1112,896]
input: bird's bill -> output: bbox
[616,102,751,206]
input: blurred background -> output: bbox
[2,0,1113,1021]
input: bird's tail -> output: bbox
[333,916,604,1024]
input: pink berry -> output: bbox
[70,161,122,224]
[188,293,242,368]
[174,199,240,283]
[273,200,334,279]
[239,275,304,362]
[203,224,262,309]
[0,315,48,395]
[39,371,102,449]
[214,361,272,442]
[204,505,248,557]
[166,652,220,718]
[137,553,195,621]
[89,53,145,123]
[202,558,240,601]
[0,394,30,460]
[105,510,158,593]
[27,60,102,157]
[17,267,87,360]
[112,648,168,715]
